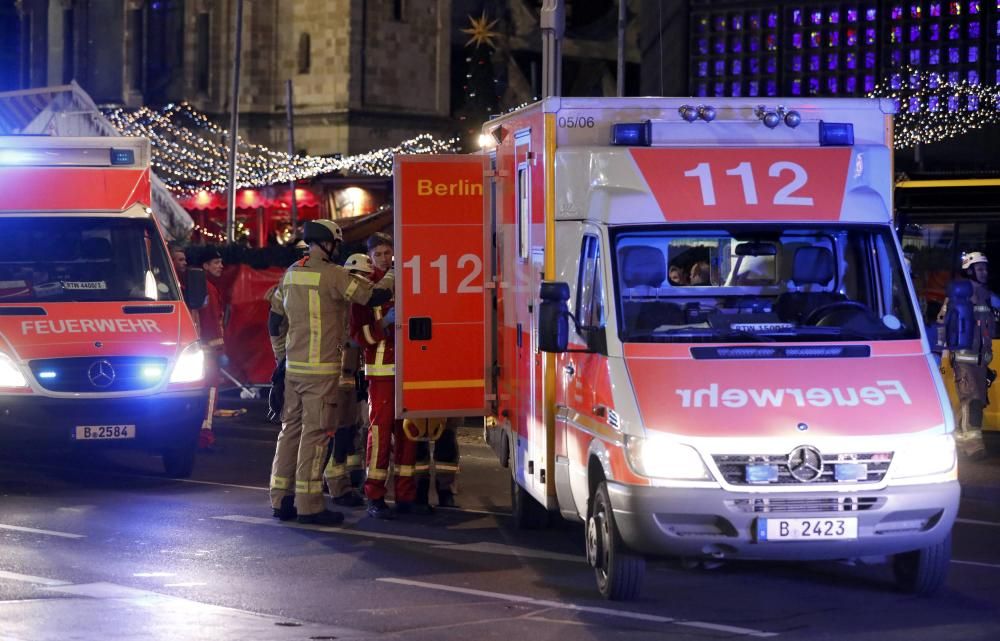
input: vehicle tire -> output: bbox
[587,481,645,601]
[892,533,951,595]
[511,476,549,529]
[162,445,197,478]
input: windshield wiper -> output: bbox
[627,327,778,342]
[786,326,883,341]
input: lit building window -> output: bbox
[783,3,878,97]
[689,7,780,97]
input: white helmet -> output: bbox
[962,251,988,270]
[344,253,374,274]
[303,219,343,245]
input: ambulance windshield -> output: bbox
[0,216,179,303]
[612,226,920,343]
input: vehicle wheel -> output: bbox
[893,534,951,595]
[511,476,549,529]
[587,481,645,601]
[162,445,196,478]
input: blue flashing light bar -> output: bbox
[818,121,854,146]
[38,370,57,379]
[110,149,136,165]
[610,121,652,146]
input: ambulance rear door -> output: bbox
[394,154,491,418]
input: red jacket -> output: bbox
[349,267,394,377]
[198,280,225,349]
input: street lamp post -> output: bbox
[225,0,245,244]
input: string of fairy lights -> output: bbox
[102,103,459,196]
[867,67,1000,149]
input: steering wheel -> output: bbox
[803,300,870,325]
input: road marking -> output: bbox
[952,559,1000,569]
[0,523,85,539]
[213,515,582,563]
[163,582,207,588]
[0,570,71,586]
[377,577,778,638]
[133,572,175,578]
[214,515,446,545]
[956,517,1000,528]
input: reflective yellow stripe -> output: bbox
[270,475,291,490]
[403,379,484,390]
[285,271,321,286]
[325,462,347,477]
[346,454,362,468]
[413,464,431,473]
[368,423,380,472]
[374,341,386,366]
[295,480,325,494]
[434,464,460,472]
[362,324,377,345]
[367,469,388,480]
[345,279,359,300]
[366,363,395,376]
[207,338,224,347]
[287,360,338,375]
[308,289,321,363]
[396,465,416,477]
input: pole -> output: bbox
[285,79,299,236]
[225,0,245,244]
[540,0,564,98]
[617,0,626,97]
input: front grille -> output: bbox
[29,356,168,393]
[729,496,884,513]
[713,452,892,486]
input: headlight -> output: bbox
[625,434,711,480]
[168,342,205,383]
[0,352,27,388]
[890,434,956,479]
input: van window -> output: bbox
[0,216,179,303]
[577,235,605,329]
[613,225,919,343]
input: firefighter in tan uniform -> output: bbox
[940,251,999,460]
[267,220,394,524]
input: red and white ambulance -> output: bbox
[0,136,207,477]
[393,97,958,600]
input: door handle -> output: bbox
[564,363,575,376]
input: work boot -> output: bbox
[437,489,456,508]
[367,498,395,520]
[272,496,297,521]
[333,490,365,507]
[296,510,345,526]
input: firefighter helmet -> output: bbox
[962,251,988,270]
[303,219,343,245]
[344,253,374,274]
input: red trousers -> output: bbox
[363,377,418,502]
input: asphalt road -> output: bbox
[2,400,1000,641]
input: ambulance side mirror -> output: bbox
[185,268,208,311]
[539,281,570,353]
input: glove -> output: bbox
[380,307,396,329]
[266,360,286,423]
[987,368,997,389]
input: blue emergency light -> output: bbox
[818,121,854,146]
[610,122,652,146]
[38,370,57,379]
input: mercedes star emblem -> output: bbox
[787,445,823,482]
[87,360,116,388]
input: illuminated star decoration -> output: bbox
[462,12,500,49]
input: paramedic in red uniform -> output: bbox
[197,246,226,450]
[352,232,426,518]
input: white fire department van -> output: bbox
[0,136,207,477]
[393,98,959,600]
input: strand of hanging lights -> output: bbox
[867,67,1000,149]
[103,103,459,196]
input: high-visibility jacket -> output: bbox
[269,256,392,378]
[198,280,225,349]
[350,267,395,378]
[954,279,997,366]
